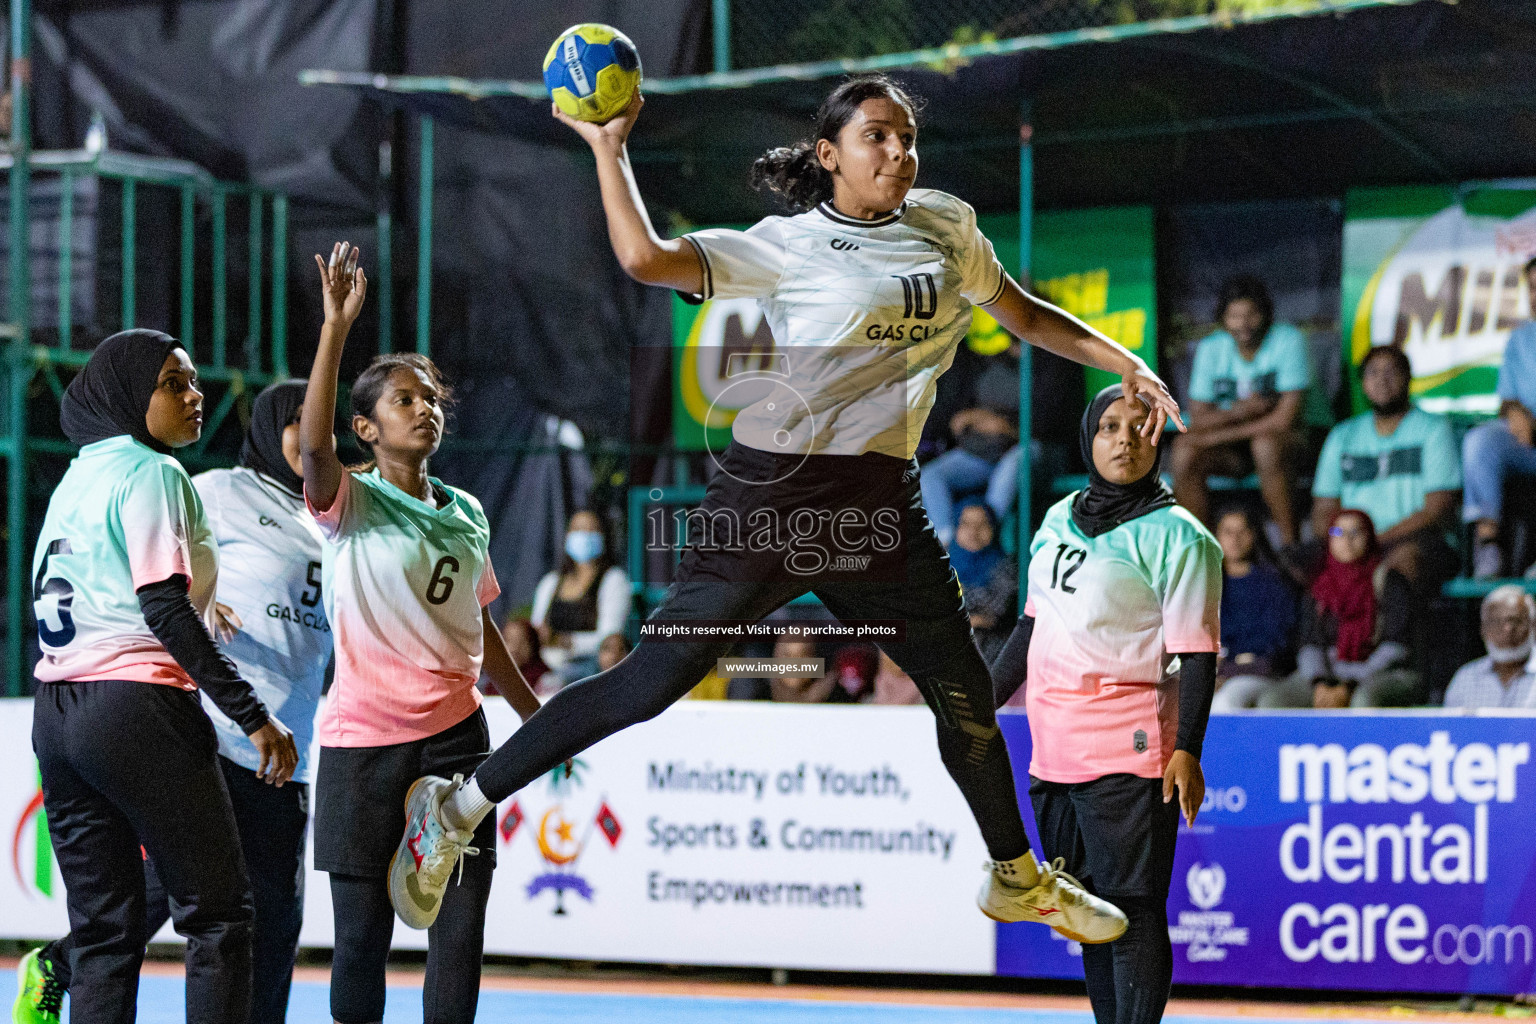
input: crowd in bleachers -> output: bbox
[491,264,1536,713]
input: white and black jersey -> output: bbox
[193,466,330,783]
[684,188,1007,459]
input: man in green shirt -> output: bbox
[1311,345,1461,587]
[1173,276,1314,545]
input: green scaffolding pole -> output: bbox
[416,116,434,356]
[7,0,33,692]
[180,185,195,349]
[272,194,289,377]
[377,140,394,354]
[1016,108,1034,560]
[121,178,136,329]
[712,0,731,74]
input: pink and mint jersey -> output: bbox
[33,435,218,688]
[308,468,500,747]
[1015,497,1222,784]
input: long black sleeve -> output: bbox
[137,575,270,734]
[990,614,1034,711]
[1175,651,1217,759]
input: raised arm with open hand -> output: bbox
[301,241,366,513]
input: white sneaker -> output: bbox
[388,774,480,930]
[977,855,1129,943]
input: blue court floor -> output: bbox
[1,969,1462,1024]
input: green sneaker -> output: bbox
[12,947,64,1024]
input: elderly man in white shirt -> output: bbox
[1444,585,1536,709]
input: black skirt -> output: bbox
[313,708,497,876]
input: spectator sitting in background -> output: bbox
[769,637,833,704]
[1463,256,1536,578]
[920,407,1018,547]
[1443,585,1536,709]
[949,501,1017,664]
[872,650,924,705]
[1173,275,1312,546]
[827,645,879,703]
[1210,506,1298,711]
[531,508,631,685]
[485,617,552,698]
[597,632,631,672]
[1267,509,1419,709]
[1310,344,1460,592]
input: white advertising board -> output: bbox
[0,700,995,974]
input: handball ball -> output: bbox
[543,24,643,124]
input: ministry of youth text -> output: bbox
[647,761,910,802]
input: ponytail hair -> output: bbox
[750,74,923,213]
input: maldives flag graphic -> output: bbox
[499,801,524,843]
[594,802,622,847]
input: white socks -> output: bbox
[995,850,1042,888]
[441,776,494,832]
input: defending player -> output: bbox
[992,386,1223,1024]
[392,75,1181,939]
[25,330,297,1024]
[300,243,543,1024]
[16,379,331,1024]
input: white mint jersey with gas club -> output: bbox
[193,466,331,783]
[33,436,218,687]
[684,188,1007,459]
[307,468,500,748]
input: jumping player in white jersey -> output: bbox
[19,380,331,1024]
[390,75,1183,941]
[301,243,545,1024]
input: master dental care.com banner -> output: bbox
[997,712,1536,995]
[1,701,1532,993]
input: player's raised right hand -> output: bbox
[315,241,367,331]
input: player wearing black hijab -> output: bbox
[23,332,297,1024]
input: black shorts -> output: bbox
[1029,773,1181,903]
[667,440,925,588]
[313,709,497,876]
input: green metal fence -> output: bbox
[0,144,293,692]
[718,0,1349,69]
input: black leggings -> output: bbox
[474,444,1030,861]
[32,680,253,1024]
[1031,775,1181,1024]
[329,861,493,1024]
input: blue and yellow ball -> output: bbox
[542,24,643,124]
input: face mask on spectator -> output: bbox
[565,530,605,563]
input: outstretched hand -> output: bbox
[315,241,367,329]
[1121,367,1185,447]
[551,88,643,152]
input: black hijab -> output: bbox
[1070,384,1176,538]
[240,379,308,496]
[60,330,184,452]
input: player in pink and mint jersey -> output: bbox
[994,385,1222,1024]
[26,330,297,1024]
[299,242,544,1024]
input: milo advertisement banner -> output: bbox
[1343,186,1536,415]
[671,208,1156,449]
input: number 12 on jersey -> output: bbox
[1050,543,1085,593]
